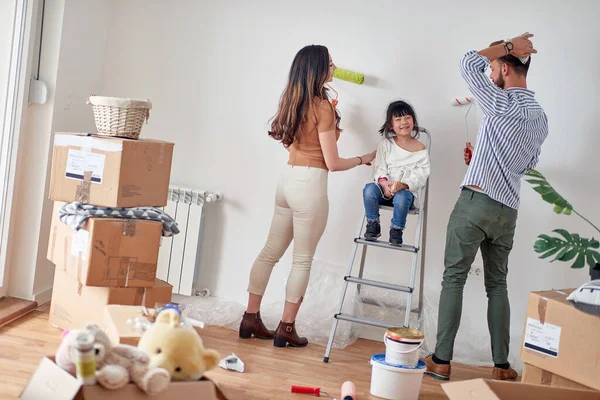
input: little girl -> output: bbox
[363,100,430,246]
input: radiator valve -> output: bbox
[205,192,223,203]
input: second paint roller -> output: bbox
[333,68,364,85]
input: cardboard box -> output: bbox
[49,269,172,331]
[48,201,161,288]
[519,289,600,391]
[521,363,594,391]
[442,378,600,400]
[20,357,228,399]
[49,133,174,208]
[103,305,152,346]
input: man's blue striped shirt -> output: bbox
[459,50,549,210]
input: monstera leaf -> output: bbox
[534,229,600,269]
[525,169,573,215]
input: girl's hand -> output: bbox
[362,150,376,166]
[381,180,393,198]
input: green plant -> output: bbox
[525,168,600,269]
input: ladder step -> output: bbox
[346,276,413,293]
[354,238,418,253]
[334,313,406,329]
[380,205,419,215]
[359,296,420,312]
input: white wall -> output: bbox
[33,0,114,299]
[14,0,599,369]
[7,0,113,303]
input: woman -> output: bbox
[239,44,376,348]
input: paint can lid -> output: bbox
[385,327,424,341]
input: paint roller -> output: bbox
[452,96,476,164]
[333,68,364,85]
[328,67,364,107]
[290,381,356,399]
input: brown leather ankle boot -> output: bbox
[273,321,308,348]
[239,311,275,339]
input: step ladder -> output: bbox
[323,127,431,363]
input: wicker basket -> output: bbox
[87,96,152,139]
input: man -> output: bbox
[424,33,548,381]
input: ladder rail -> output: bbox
[324,213,366,362]
[415,128,431,323]
[417,183,429,321]
[403,181,426,327]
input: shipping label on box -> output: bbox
[49,133,174,208]
[523,317,561,358]
[65,149,106,183]
[48,201,161,288]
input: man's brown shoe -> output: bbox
[492,365,518,381]
[423,354,451,381]
[239,311,275,339]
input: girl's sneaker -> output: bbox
[364,220,381,241]
[389,228,403,246]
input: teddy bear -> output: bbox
[137,305,220,381]
[55,323,171,395]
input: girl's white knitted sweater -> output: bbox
[371,137,431,198]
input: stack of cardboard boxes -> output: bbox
[45,132,176,331]
[21,121,228,399]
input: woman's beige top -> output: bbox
[288,99,340,170]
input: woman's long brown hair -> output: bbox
[268,45,341,147]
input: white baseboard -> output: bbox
[34,287,53,305]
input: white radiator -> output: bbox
[157,186,223,296]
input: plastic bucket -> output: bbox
[370,354,425,400]
[383,328,424,367]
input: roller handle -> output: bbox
[291,385,321,395]
[464,142,473,166]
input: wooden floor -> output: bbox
[0,303,497,400]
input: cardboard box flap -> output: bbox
[80,380,220,400]
[103,305,150,346]
[20,357,82,400]
[442,379,600,400]
[533,290,573,323]
[442,378,499,399]
[21,357,227,400]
